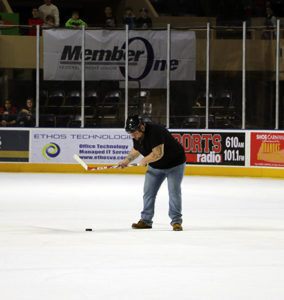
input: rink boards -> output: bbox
[0,128,283,178]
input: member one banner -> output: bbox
[171,131,246,166]
[251,132,284,167]
[30,128,135,164]
[43,29,196,88]
[0,130,29,162]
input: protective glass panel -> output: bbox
[209,27,243,129]
[170,28,206,128]
[246,27,276,129]
[127,28,168,126]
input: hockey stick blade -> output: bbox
[87,163,138,171]
[73,154,88,170]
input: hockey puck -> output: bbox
[85,228,93,231]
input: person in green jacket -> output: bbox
[65,11,87,28]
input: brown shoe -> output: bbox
[172,223,183,231]
[132,220,152,229]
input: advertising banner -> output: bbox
[171,131,246,166]
[251,132,284,167]
[0,130,29,162]
[30,129,135,164]
[43,29,196,88]
[0,13,19,35]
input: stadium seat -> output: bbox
[68,114,82,128]
[85,89,98,106]
[39,89,48,107]
[129,90,150,115]
[97,90,121,115]
[48,90,65,107]
[214,90,232,108]
[84,90,98,116]
[72,105,95,118]
[195,91,214,107]
[182,114,215,129]
[95,90,122,128]
[182,115,201,128]
[68,113,95,128]
[39,114,56,127]
[134,90,149,99]
[65,90,81,106]
[104,90,121,103]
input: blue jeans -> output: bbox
[141,162,186,226]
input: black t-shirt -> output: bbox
[133,123,186,169]
[103,15,117,27]
[135,17,152,28]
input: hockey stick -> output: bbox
[73,154,138,171]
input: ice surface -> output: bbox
[0,172,284,300]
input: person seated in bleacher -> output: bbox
[103,6,117,27]
[65,11,87,28]
[0,99,17,127]
[28,8,43,36]
[44,15,56,27]
[17,98,35,127]
[262,7,276,39]
[122,7,136,29]
[136,8,152,28]
[39,0,60,27]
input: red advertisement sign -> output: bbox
[251,132,284,167]
[171,132,245,166]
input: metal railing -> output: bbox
[0,23,282,129]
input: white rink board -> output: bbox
[30,128,134,164]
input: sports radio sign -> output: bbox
[43,29,196,88]
[172,131,246,166]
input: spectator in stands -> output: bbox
[65,11,87,28]
[244,1,254,22]
[0,99,17,127]
[17,98,35,127]
[39,0,60,27]
[262,6,277,39]
[136,8,152,28]
[103,6,117,27]
[0,15,5,35]
[266,6,277,25]
[253,0,265,16]
[44,15,55,27]
[122,7,136,29]
[28,8,43,36]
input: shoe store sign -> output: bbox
[43,29,196,88]
[251,132,284,167]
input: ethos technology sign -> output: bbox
[43,29,196,88]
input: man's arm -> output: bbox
[118,148,140,168]
[139,144,164,167]
[53,6,60,26]
[65,18,73,28]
